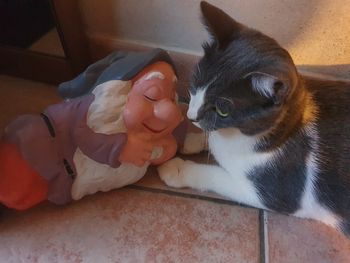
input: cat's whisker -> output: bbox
[205,115,217,164]
[197,64,201,75]
[187,89,192,100]
[205,131,211,164]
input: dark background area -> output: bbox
[0,0,55,48]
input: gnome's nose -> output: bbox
[154,99,182,122]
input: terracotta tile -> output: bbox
[268,212,350,263]
[0,189,260,263]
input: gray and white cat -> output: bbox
[158,1,350,237]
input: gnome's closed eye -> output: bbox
[144,86,161,101]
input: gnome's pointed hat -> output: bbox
[58,48,176,99]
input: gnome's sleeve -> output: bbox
[73,121,127,168]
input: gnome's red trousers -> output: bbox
[0,143,48,210]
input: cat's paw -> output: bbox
[157,157,187,188]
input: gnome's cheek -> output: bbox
[123,102,154,131]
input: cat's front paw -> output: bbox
[157,157,186,188]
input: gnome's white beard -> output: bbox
[71,80,162,200]
[86,80,130,135]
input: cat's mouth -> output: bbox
[192,121,202,129]
[191,120,217,132]
[187,117,203,129]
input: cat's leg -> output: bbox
[158,157,265,209]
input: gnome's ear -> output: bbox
[58,52,125,99]
[200,1,243,50]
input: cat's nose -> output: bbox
[187,109,198,122]
[187,109,202,123]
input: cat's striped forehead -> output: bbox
[187,76,218,121]
[187,87,207,121]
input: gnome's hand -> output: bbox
[151,136,177,166]
[118,133,153,167]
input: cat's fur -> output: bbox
[158,1,350,236]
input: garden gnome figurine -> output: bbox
[0,49,186,210]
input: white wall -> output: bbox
[79,0,350,76]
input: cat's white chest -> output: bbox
[209,128,273,175]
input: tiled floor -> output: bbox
[0,75,349,263]
[0,189,260,263]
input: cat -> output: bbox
[158,1,350,237]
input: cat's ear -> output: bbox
[247,72,290,105]
[200,1,243,50]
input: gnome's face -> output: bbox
[123,62,183,138]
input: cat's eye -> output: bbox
[216,106,229,117]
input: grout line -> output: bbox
[259,210,269,263]
[127,184,253,209]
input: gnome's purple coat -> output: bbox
[3,95,127,205]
